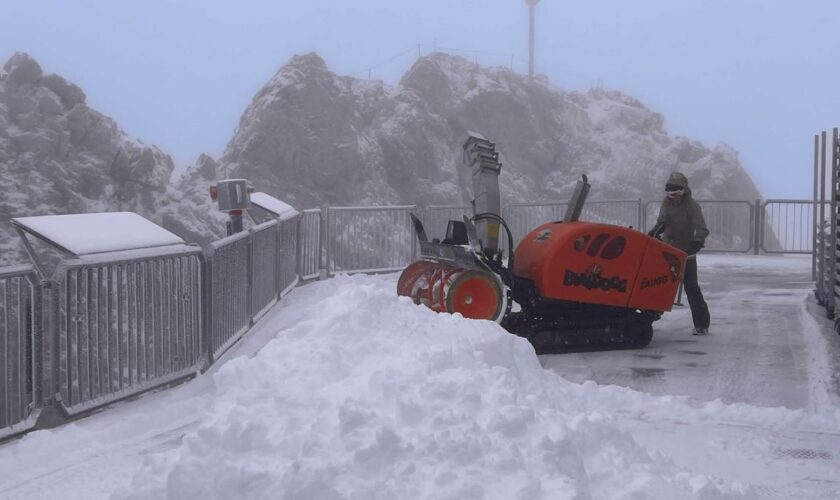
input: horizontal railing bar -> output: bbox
[208,231,249,251]
[0,264,35,279]
[328,205,416,212]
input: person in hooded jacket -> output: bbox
[648,172,711,335]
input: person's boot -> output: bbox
[692,327,709,336]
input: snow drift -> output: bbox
[115,275,760,499]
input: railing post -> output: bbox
[247,228,255,327]
[295,213,302,282]
[830,128,839,317]
[820,131,828,301]
[27,278,41,412]
[813,134,820,281]
[321,206,329,279]
[274,219,281,302]
[637,198,644,232]
[753,199,761,255]
[200,251,214,369]
[33,278,67,429]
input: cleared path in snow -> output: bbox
[540,254,840,499]
[540,254,840,410]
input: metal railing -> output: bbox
[580,200,642,229]
[325,206,417,275]
[812,127,840,326]
[644,200,755,253]
[48,247,203,416]
[762,200,821,254]
[279,216,299,296]
[206,232,251,362]
[1,194,821,439]
[423,205,472,242]
[299,209,322,280]
[0,266,37,439]
[502,202,568,247]
[250,220,279,322]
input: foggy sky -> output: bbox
[3,0,838,198]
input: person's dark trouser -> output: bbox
[683,257,710,329]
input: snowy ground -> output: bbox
[1,254,839,499]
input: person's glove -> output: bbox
[686,241,703,255]
[647,223,664,239]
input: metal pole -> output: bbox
[754,199,761,255]
[830,128,839,317]
[529,4,535,80]
[321,206,329,279]
[813,134,819,281]
[638,199,644,232]
[821,131,828,302]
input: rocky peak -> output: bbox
[183,51,761,216]
[0,52,218,266]
[3,52,43,86]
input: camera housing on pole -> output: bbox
[209,179,253,235]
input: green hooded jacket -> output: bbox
[655,172,709,252]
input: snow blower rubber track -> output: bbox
[502,312,656,354]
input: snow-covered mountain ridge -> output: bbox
[0,53,223,265]
[1,51,761,265]
[180,52,761,211]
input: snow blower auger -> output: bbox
[397,132,687,353]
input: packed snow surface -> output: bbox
[12,212,185,256]
[1,255,839,499]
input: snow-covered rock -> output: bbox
[0,53,222,266]
[179,52,762,213]
[1,51,763,266]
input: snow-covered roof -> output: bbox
[249,192,299,221]
[12,212,185,256]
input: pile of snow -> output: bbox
[115,274,774,499]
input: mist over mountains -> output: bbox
[0,51,762,265]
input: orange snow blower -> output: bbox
[398,133,686,352]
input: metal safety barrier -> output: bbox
[423,205,472,243]
[0,192,822,439]
[814,128,840,320]
[299,209,322,281]
[206,232,251,362]
[250,220,280,322]
[502,202,568,247]
[580,200,642,229]
[325,206,417,275]
[279,216,299,296]
[0,266,37,439]
[501,200,642,248]
[761,200,822,254]
[48,247,203,416]
[644,200,755,253]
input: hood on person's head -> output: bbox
[665,172,692,197]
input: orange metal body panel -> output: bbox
[513,222,686,312]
